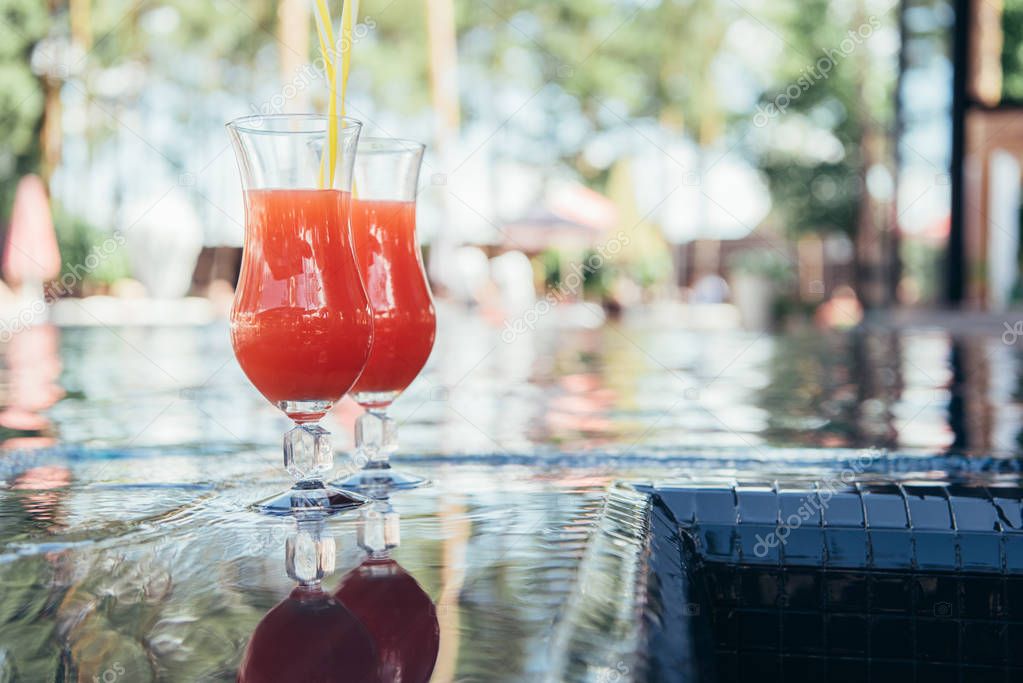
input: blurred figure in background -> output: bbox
[815,285,864,329]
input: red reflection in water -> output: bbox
[11,464,70,531]
[335,558,440,683]
[0,324,63,447]
[237,586,380,683]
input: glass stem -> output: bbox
[355,409,398,470]
[284,422,334,486]
[287,517,335,587]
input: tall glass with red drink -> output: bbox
[335,138,435,492]
[227,114,372,515]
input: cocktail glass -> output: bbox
[226,113,372,515]
[334,138,435,492]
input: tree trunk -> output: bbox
[39,0,69,186]
[851,1,893,310]
[39,76,62,186]
[425,0,460,294]
[277,0,310,113]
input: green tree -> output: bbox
[1003,0,1023,100]
[752,0,897,306]
[0,0,49,216]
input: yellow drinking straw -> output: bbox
[339,0,357,117]
[312,0,357,188]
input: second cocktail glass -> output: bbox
[335,138,435,492]
[227,114,373,515]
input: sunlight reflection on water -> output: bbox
[2,307,1016,456]
[0,307,1019,680]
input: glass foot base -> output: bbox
[333,465,429,495]
[254,480,371,516]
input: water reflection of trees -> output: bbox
[947,334,1022,454]
[757,328,1023,453]
[757,329,903,449]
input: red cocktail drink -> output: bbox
[232,189,372,420]
[333,138,433,492]
[349,199,435,407]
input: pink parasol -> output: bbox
[3,175,61,287]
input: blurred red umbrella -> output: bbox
[3,175,61,288]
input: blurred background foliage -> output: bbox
[1,0,912,306]
[1003,0,1023,100]
[0,0,48,216]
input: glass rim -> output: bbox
[225,113,362,136]
[357,136,426,155]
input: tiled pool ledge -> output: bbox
[547,485,652,683]
[6,444,1023,480]
[553,469,1023,682]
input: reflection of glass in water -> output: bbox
[238,518,381,683]
[335,498,440,683]
[237,584,380,683]
[335,557,440,683]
